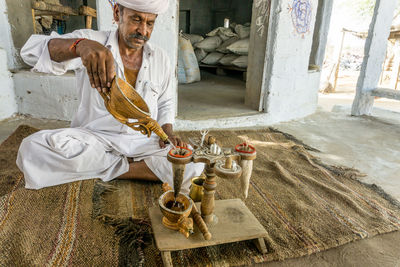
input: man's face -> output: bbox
[114,5,157,49]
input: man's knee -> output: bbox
[17,132,50,189]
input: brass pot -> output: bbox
[189,176,205,202]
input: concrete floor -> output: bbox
[177,70,259,120]
[1,93,400,266]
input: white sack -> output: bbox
[231,56,248,68]
[178,35,201,84]
[216,36,239,53]
[182,33,204,45]
[194,36,223,52]
[227,38,249,55]
[219,54,239,66]
[194,48,208,63]
[207,27,237,41]
[201,52,224,65]
[234,24,251,39]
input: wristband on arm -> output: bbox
[69,38,86,57]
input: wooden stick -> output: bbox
[333,30,346,92]
[191,204,211,240]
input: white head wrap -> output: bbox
[115,0,169,15]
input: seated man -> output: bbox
[16,0,204,192]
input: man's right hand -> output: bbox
[76,39,115,94]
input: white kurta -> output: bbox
[16,29,204,192]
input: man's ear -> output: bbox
[113,4,120,23]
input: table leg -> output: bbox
[254,237,268,254]
[161,251,173,267]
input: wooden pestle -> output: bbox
[172,164,185,200]
[191,204,212,240]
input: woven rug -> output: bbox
[1,125,400,266]
[0,126,119,266]
[95,128,400,266]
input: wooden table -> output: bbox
[149,199,268,267]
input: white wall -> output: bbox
[263,0,321,122]
[14,71,79,121]
[0,0,18,70]
[149,0,179,114]
[0,0,18,120]
[0,48,17,120]
[96,0,118,31]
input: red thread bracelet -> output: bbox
[69,38,86,56]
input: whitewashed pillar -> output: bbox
[0,48,17,120]
[351,0,396,116]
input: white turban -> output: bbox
[116,0,169,15]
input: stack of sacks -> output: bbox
[190,23,251,69]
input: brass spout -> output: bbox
[99,77,169,141]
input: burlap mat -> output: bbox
[1,125,400,266]
[0,126,119,266]
[95,129,400,266]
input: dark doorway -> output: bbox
[179,10,191,33]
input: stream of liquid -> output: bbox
[167,138,177,151]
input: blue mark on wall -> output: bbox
[289,0,312,37]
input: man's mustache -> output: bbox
[128,34,149,41]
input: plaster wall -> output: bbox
[0,48,17,120]
[96,0,118,31]
[263,0,322,122]
[13,71,79,121]
[0,0,19,70]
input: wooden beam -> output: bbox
[371,88,400,100]
[31,9,37,34]
[32,1,78,16]
[79,5,97,18]
[86,16,93,29]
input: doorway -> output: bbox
[176,0,269,120]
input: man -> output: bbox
[16,0,204,193]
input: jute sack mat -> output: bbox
[1,125,400,266]
[0,125,119,266]
[95,129,400,266]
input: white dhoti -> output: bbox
[16,128,204,193]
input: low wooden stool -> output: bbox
[149,199,268,267]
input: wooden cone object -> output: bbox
[235,143,256,199]
[239,160,253,199]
